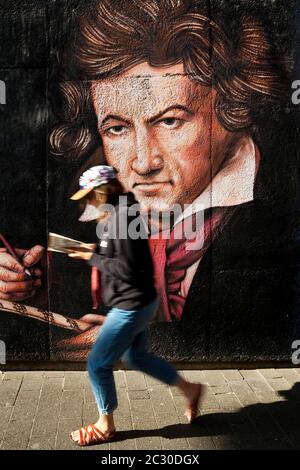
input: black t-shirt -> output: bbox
[88,192,157,310]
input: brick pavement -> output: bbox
[0,368,299,450]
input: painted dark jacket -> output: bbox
[149,126,300,361]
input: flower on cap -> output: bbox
[79,165,116,190]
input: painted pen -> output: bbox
[0,233,32,277]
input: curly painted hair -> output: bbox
[50,0,288,159]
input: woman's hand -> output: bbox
[0,245,44,301]
[67,243,96,261]
[68,251,94,261]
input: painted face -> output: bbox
[91,62,236,212]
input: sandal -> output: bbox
[70,424,116,446]
[184,383,203,423]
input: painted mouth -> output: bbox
[134,181,171,193]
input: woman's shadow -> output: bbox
[114,382,300,450]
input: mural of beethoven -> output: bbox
[1,0,299,360]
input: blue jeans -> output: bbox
[87,296,179,415]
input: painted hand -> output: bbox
[0,245,44,301]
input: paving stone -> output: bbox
[21,373,43,391]
[211,384,231,395]
[0,378,22,406]
[265,377,291,392]
[117,388,131,415]
[229,382,259,406]
[244,404,287,440]
[29,399,60,451]
[1,391,40,450]
[64,371,85,390]
[1,417,34,450]
[130,398,154,415]
[109,439,136,450]
[183,370,206,383]
[240,370,265,382]
[213,434,242,450]
[149,387,177,415]
[60,389,84,419]
[203,370,227,386]
[128,390,150,400]
[169,384,184,396]
[13,389,40,409]
[200,410,234,437]
[84,385,95,403]
[200,388,221,410]
[125,371,147,390]
[29,427,57,450]
[109,413,135,451]
[155,413,189,450]
[225,410,258,437]
[136,435,162,450]
[258,437,293,450]
[175,413,215,449]
[214,392,242,411]
[133,415,162,450]
[200,411,242,450]
[82,400,98,423]
[115,412,134,431]
[83,371,90,386]
[187,435,216,450]
[44,371,65,378]
[257,368,283,379]
[55,418,84,450]
[145,375,168,388]
[222,370,244,382]
[263,401,300,448]
[3,372,25,381]
[276,368,300,386]
[39,378,63,406]
[114,370,127,389]
[236,434,266,450]
[255,391,286,404]
[131,411,155,429]
[247,379,273,394]
[41,377,64,394]
[0,404,13,442]
[172,395,186,413]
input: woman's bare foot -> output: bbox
[176,377,204,422]
[184,383,203,422]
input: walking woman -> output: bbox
[68,165,203,446]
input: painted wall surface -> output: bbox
[0,0,300,363]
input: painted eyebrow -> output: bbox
[99,105,194,127]
[100,114,131,127]
[147,105,194,123]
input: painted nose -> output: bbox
[132,155,163,175]
[131,129,163,175]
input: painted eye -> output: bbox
[106,125,127,135]
[159,118,182,128]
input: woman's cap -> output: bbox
[70,165,117,200]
